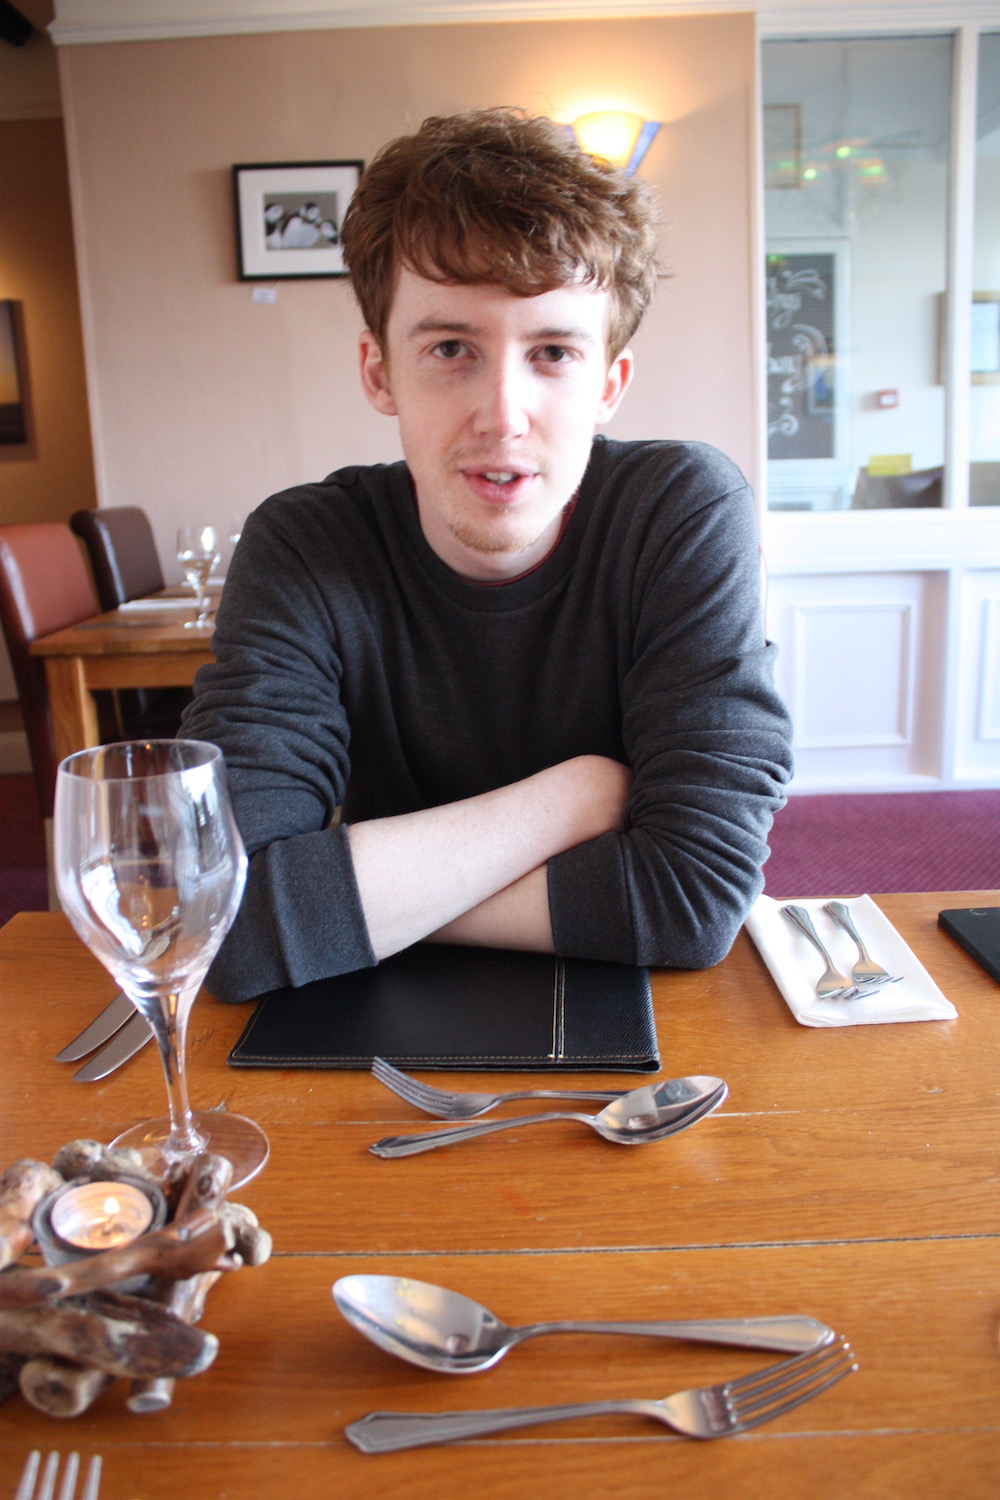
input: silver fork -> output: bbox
[13,1453,101,1500]
[780,905,866,999]
[371,1056,627,1119]
[345,1335,857,1452]
[822,902,900,987]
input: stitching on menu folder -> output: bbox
[552,959,566,1059]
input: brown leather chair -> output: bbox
[70,505,191,735]
[0,523,103,823]
[69,506,165,609]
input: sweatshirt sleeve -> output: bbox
[180,502,376,1002]
[546,460,793,970]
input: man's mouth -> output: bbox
[461,466,537,498]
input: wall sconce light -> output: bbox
[571,111,661,175]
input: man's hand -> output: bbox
[346,755,630,959]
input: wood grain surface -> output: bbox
[28,611,212,758]
[0,894,998,1497]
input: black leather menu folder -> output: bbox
[227,944,658,1071]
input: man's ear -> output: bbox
[358,331,397,416]
[595,347,634,426]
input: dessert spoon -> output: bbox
[332,1274,835,1372]
[369,1075,726,1157]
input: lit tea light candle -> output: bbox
[34,1174,168,1275]
[50,1180,154,1249]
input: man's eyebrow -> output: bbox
[407,318,477,336]
[406,317,600,344]
[531,325,601,344]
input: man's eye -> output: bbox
[538,345,571,363]
[434,340,466,359]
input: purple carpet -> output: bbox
[763,789,1000,897]
[0,774,996,933]
[0,773,49,925]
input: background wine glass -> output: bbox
[176,525,220,629]
[54,739,268,1190]
[227,514,244,549]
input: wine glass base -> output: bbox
[110,1111,269,1192]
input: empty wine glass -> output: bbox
[176,525,220,629]
[54,739,269,1189]
[227,514,245,549]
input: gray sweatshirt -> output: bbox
[182,436,793,1001]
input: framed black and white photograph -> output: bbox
[233,160,363,280]
[0,300,28,446]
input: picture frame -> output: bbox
[0,300,28,447]
[937,291,1000,383]
[763,105,802,191]
[232,160,364,280]
[971,292,1000,383]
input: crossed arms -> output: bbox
[348,755,631,958]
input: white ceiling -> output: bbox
[43,0,1000,47]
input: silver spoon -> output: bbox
[332,1274,835,1373]
[368,1076,727,1158]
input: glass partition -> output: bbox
[971,32,1000,505]
[763,36,953,510]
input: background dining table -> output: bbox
[27,591,217,763]
[0,890,998,1498]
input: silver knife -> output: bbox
[56,991,135,1061]
[73,1011,154,1082]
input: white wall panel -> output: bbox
[980,597,1000,740]
[791,601,914,747]
[955,571,1000,778]
[768,571,945,789]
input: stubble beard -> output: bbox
[445,509,548,558]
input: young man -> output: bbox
[184,108,792,1002]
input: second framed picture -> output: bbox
[233,160,363,280]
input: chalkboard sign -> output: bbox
[766,253,836,461]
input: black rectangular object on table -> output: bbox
[227,944,658,1071]
[938,906,1000,985]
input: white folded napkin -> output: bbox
[118,579,226,610]
[745,893,957,1027]
[118,597,199,610]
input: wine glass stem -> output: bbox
[151,987,206,1160]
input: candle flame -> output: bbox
[103,1196,120,1216]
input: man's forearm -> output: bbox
[426,865,553,951]
[346,755,629,959]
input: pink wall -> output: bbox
[0,116,97,703]
[0,118,97,524]
[58,14,757,576]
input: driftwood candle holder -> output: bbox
[0,1142,272,1418]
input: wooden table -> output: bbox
[0,892,998,1498]
[28,601,215,762]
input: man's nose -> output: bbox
[472,358,532,439]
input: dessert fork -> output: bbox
[345,1334,857,1452]
[822,901,900,986]
[371,1056,626,1119]
[12,1452,101,1500]
[780,905,867,999]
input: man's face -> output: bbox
[358,268,633,580]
